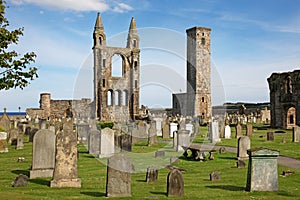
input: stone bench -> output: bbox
[182,144,215,161]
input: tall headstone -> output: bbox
[246,148,279,192]
[106,155,131,197]
[146,166,158,182]
[148,121,158,146]
[16,135,24,150]
[224,125,231,139]
[209,121,220,143]
[77,123,89,145]
[246,124,253,137]
[9,129,19,145]
[39,118,47,129]
[237,136,250,160]
[121,128,132,152]
[235,123,242,138]
[293,126,300,142]
[173,131,178,149]
[154,118,163,136]
[186,123,194,136]
[267,132,274,141]
[113,123,122,152]
[30,129,56,178]
[177,130,190,152]
[170,123,178,138]
[0,132,8,153]
[167,169,184,197]
[162,120,170,139]
[99,128,114,158]
[50,120,81,188]
[88,129,101,154]
[220,124,225,138]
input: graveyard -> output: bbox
[0,122,300,199]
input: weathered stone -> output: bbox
[186,123,193,136]
[235,123,242,138]
[153,118,163,136]
[0,108,11,131]
[237,160,246,168]
[30,129,56,178]
[177,130,190,152]
[13,174,28,187]
[146,166,158,182]
[148,121,158,146]
[209,151,214,160]
[210,171,220,181]
[155,150,165,158]
[237,136,250,160]
[51,120,81,188]
[88,129,100,155]
[29,128,39,142]
[0,132,8,153]
[170,156,179,164]
[292,126,300,142]
[25,126,31,135]
[9,129,19,145]
[121,131,132,152]
[267,132,274,141]
[246,124,253,137]
[224,125,231,139]
[106,154,131,197]
[170,123,178,138]
[167,169,184,197]
[39,118,47,129]
[246,148,279,192]
[208,121,220,143]
[219,147,226,154]
[77,123,89,145]
[162,120,170,138]
[99,128,114,158]
[220,124,225,138]
[16,135,24,150]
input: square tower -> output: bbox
[186,27,212,120]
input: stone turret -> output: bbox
[126,17,139,49]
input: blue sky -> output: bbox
[1,0,300,111]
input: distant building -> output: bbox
[268,70,300,129]
[173,27,212,122]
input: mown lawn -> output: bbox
[0,134,299,200]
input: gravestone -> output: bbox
[167,169,184,197]
[170,123,178,138]
[267,132,274,141]
[9,129,19,145]
[113,123,122,152]
[39,118,47,129]
[237,160,246,168]
[77,123,89,145]
[179,119,186,130]
[16,135,24,150]
[148,121,158,146]
[246,124,253,137]
[162,120,170,138]
[0,108,11,131]
[29,128,39,142]
[99,128,114,158]
[146,166,158,182]
[88,129,100,155]
[246,148,279,192]
[194,119,200,135]
[235,123,242,138]
[173,131,178,149]
[219,147,226,154]
[50,120,81,188]
[237,136,250,160]
[30,129,56,178]
[209,121,220,143]
[177,130,190,152]
[210,171,220,181]
[224,125,231,139]
[25,126,31,136]
[220,124,225,138]
[13,174,28,187]
[0,132,8,153]
[154,118,163,136]
[106,154,131,197]
[186,123,193,136]
[170,156,179,164]
[293,126,300,142]
[121,129,132,152]
[155,150,165,158]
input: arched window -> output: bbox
[99,37,102,45]
[107,90,113,106]
[201,37,205,45]
[115,90,121,106]
[122,90,128,106]
[111,54,123,77]
[133,39,137,48]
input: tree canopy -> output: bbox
[0,0,38,90]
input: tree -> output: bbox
[0,0,38,90]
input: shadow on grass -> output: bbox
[28,178,50,186]
[206,185,245,191]
[219,156,237,160]
[80,191,106,197]
[136,179,146,182]
[82,154,97,159]
[150,191,167,196]
[11,170,29,177]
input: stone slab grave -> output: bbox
[30,129,56,178]
[88,129,100,155]
[146,166,158,182]
[293,126,300,142]
[13,174,28,187]
[246,148,279,192]
[155,150,165,158]
[99,128,114,158]
[16,135,24,150]
[148,121,158,146]
[106,154,132,197]
[235,123,242,138]
[224,125,231,139]
[167,169,184,197]
[0,132,8,153]
[50,120,81,188]
[246,124,253,137]
[267,132,274,141]
[237,136,250,160]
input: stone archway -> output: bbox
[286,107,296,129]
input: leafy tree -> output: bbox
[0,0,38,90]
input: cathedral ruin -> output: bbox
[268,70,300,129]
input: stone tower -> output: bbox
[186,27,212,120]
[93,13,140,122]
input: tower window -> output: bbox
[201,37,205,45]
[103,59,106,67]
[133,40,137,48]
[202,33,205,36]
[107,90,113,106]
[135,80,138,88]
[99,37,102,45]
[102,79,105,87]
[202,97,205,102]
[134,61,138,70]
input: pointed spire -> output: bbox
[94,12,104,30]
[129,17,137,30]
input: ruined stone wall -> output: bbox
[26,108,44,119]
[268,70,300,128]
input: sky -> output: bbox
[1,0,300,111]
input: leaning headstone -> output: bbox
[246,124,253,137]
[0,132,8,153]
[177,130,190,152]
[99,128,114,158]
[224,125,231,139]
[237,136,250,160]
[106,154,131,197]
[293,126,300,142]
[13,174,28,187]
[167,169,184,197]
[210,171,220,181]
[170,122,178,138]
[148,121,158,146]
[88,129,100,155]
[246,148,279,192]
[30,129,56,178]
[50,120,81,188]
[267,132,274,141]
[146,166,158,182]
[235,123,242,138]
[209,121,220,143]
[9,129,19,145]
[16,135,24,150]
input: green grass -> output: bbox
[0,133,299,199]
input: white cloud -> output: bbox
[112,2,133,13]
